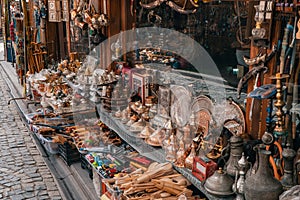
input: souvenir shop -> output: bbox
[1,0,300,200]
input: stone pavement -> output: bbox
[0,67,62,199]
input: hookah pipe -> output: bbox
[278,29,298,185]
[261,84,284,180]
[292,65,300,142]
[270,18,293,142]
[278,17,293,73]
[248,82,284,180]
[262,104,284,180]
[283,16,298,143]
[252,25,293,183]
[262,70,288,180]
[265,137,284,180]
[259,20,295,179]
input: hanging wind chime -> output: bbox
[139,0,206,14]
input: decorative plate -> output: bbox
[191,95,214,136]
[195,108,212,137]
[191,95,214,114]
[223,99,246,136]
[224,119,244,136]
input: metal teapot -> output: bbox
[204,168,234,197]
[225,135,244,177]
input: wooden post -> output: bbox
[106,0,121,69]
[2,0,8,60]
[121,0,127,61]
[104,0,110,69]
[57,22,65,59]
[20,0,28,94]
[107,0,121,37]
[246,14,285,139]
[21,0,28,71]
[246,44,261,139]
[66,0,71,55]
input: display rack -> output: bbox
[64,67,244,199]
[96,105,166,163]
[95,104,234,200]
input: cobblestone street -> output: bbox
[0,69,62,199]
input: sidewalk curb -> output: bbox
[0,63,68,200]
[0,62,99,200]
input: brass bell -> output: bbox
[130,119,146,133]
[145,128,166,147]
[138,122,155,139]
[77,21,88,30]
[121,108,130,124]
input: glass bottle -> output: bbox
[183,124,192,150]
[165,131,178,162]
[252,5,266,38]
[175,140,185,168]
[185,142,196,170]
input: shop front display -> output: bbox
[20,28,300,200]
[26,47,246,198]
[2,0,300,200]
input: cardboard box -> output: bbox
[131,71,151,104]
[192,156,217,182]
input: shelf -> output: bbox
[174,167,234,200]
[63,71,240,200]
[83,154,107,179]
[95,104,234,200]
[96,104,166,163]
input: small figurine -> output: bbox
[39,1,47,19]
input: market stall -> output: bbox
[2,0,300,200]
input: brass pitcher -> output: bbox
[244,148,283,200]
[296,148,300,185]
[280,144,296,190]
[225,135,244,177]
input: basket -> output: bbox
[31,88,42,102]
[39,134,59,154]
[102,180,123,200]
[58,141,80,166]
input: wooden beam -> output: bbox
[3,0,8,60]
